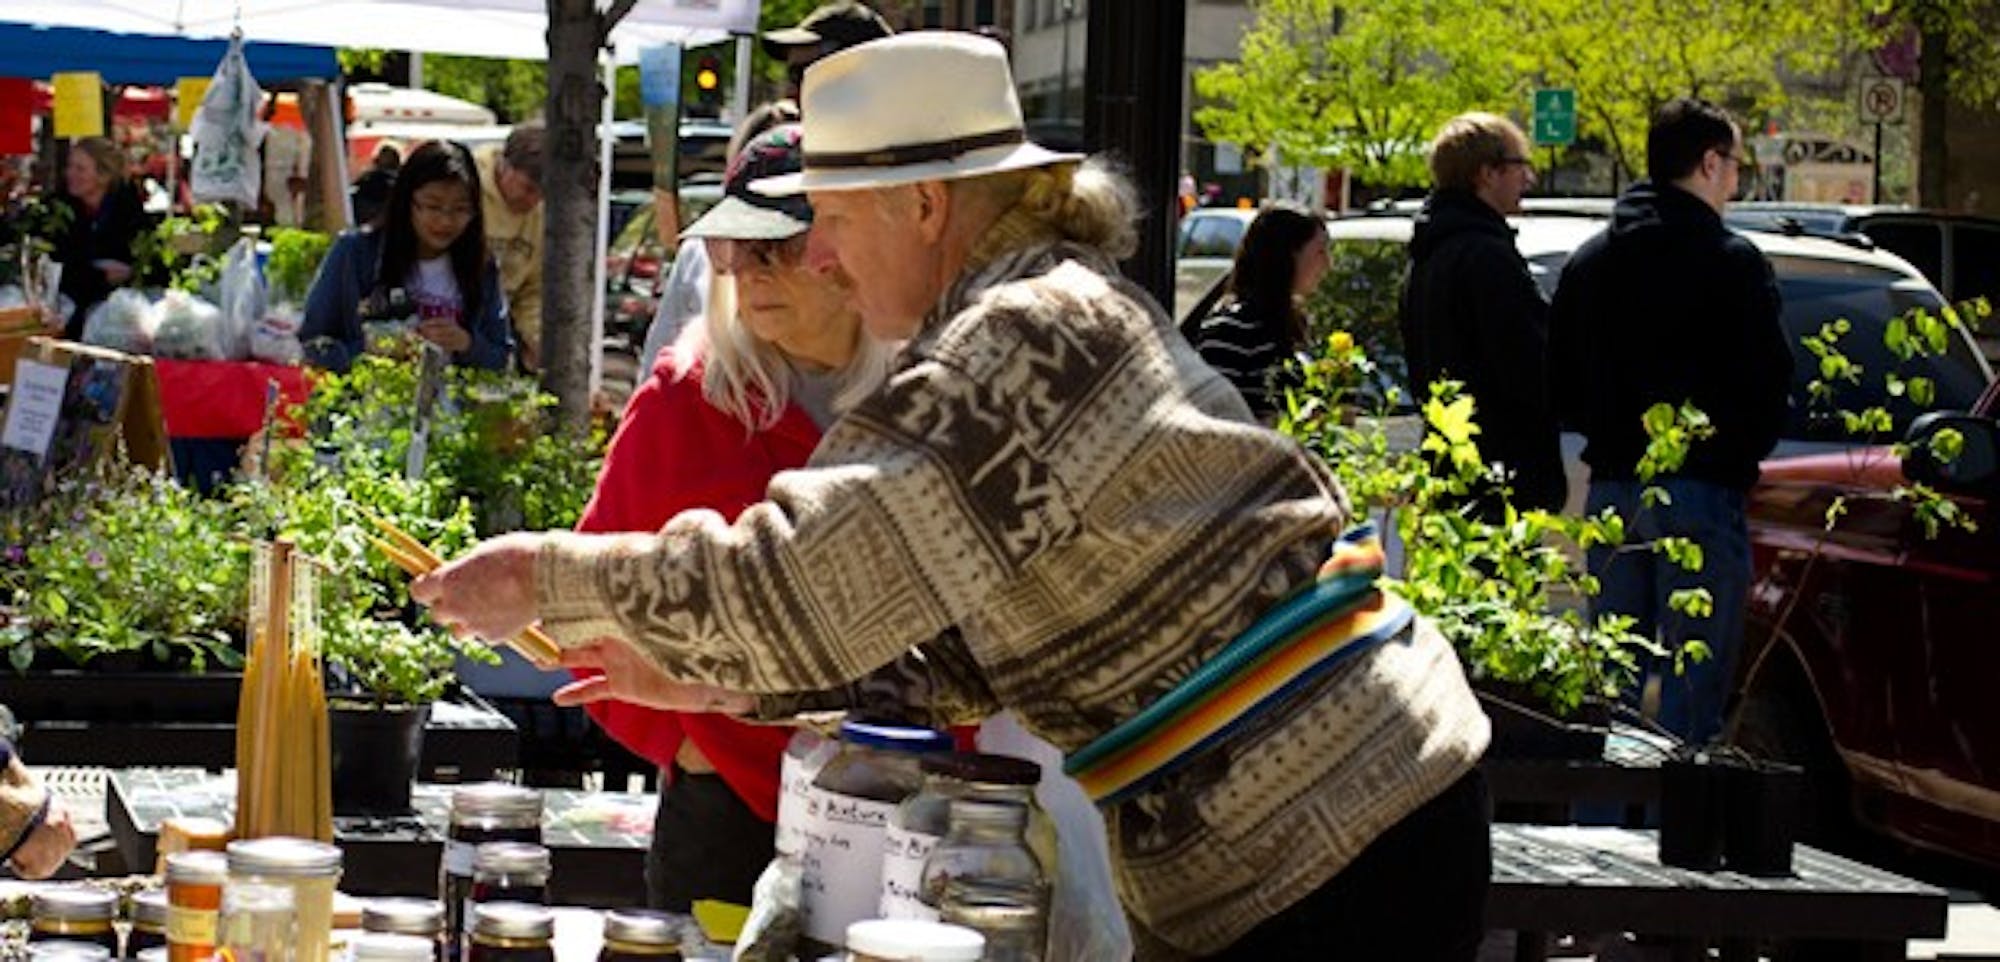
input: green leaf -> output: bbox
[1928,426,1966,464]
[1908,377,1936,408]
[8,642,32,673]
[44,591,67,619]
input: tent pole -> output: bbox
[590,47,614,402]
[731,34,750,125]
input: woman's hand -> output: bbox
[409,533,542,644]
[553,638,757,715]
[416,318,472,353]
[10,796,75,879]
[95,259,132,286]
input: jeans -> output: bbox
[1585,478,1752,747]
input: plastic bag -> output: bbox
[977,711,1134,962]
[252,302,304,365]
[732,854,804,962]
[215,238,263,360]
[190,33,265,208]
[151,289,229,360]
[0,285,24,310]
[80,288,156,355]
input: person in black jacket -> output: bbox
[1550,97,1792,745]
[51,138,147,340]
[1400,112,1566,513]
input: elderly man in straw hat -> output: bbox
[413,33,1491,960]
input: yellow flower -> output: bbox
[1328,331,1355,354]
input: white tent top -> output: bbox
[0,0,758,62]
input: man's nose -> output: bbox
[804,229,841,274]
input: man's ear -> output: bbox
[914,180,952,244]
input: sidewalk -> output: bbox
[1476,892,2000,960]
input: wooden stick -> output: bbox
[363,520,563,666]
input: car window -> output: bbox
[612,205,655,258]
[1768,256,1989,440]
[1857,218,1945,287]
[1951,223,2000,307]
[1182,215,1244,259]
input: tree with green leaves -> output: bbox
[1193,0,1524,189]
[1871,0,2000,206]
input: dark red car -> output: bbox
[1736,379,2000,868]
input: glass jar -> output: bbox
[28,943,113,962]
[468,843,551,918]
[597,909,684,962]
[882,754,1042,922]
[30,888,121,954]
[440,784,542,961]
[226,837,341,962]
[924,800,1048,962]
[136,949,168,962]
[128,890,169,960]
[775,730,837,858]
[165,850,228,962]
[349,933,438,962]
[216,881,297,962]
[464,903,553,962]
[799,721,953,959]
[361,899,445,962]
[842,919,984,962]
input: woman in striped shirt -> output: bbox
[1190,203,1330,419]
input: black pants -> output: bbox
[644,767,777,912]
[1206,768,1492,961]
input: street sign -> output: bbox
[1532,87,1576,147]
[1859,77,1905,126]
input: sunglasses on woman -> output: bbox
[703,234,808,274]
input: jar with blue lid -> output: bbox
[798,721,954,959]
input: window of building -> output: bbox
[922,0,944,27]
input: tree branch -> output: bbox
[597,0,642,47]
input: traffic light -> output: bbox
[694,55,722,113]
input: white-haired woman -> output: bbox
[569,119,888,913]
[417,33,1489,960]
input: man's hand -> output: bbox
[554,638,755,715]
[409,533,543,644]
[11,797,74,879]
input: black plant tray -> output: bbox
[1478,686,1612,762]
[0,668,245,723]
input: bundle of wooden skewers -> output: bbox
[235,538,333,842]
[365,514,562,666]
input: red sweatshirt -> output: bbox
[572,341,817,823]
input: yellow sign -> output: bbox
[51,71,103,139]
[175,77,211,130]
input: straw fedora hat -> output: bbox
[752,31,1082,196]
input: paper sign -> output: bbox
[1,359,68,457]
[175,77,212,130]
[51,72,104,139]
[638,44,682,109]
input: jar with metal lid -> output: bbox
[464,903,553,962]
[30,888,120,953]
[468,843,551,919]
[882,754,1043,922]
[226,837,341,962]
[349,932,438,962]
[135,948,168,962]
[925,800,1048,962]
[28,942,114,962]
[440,784,542,962]
[842,919,984,962]
[216,881,295,962]
[165,850,228,962]
[362,898,446,962]
[775,730,838,857]
[127,890,169,960]
[799,721,953,960]
[597,909,685,962]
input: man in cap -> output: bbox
[762,1,894,100]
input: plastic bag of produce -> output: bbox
[80,288,156,354]
[190,33,265,208]
[732,855,804,962]
[151,289,229,360]
[215,238,263,360]
[251,302,304,365]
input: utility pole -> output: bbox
[1085,0,1186,310]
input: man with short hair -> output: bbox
[1550,97,1792,745]
[1400,111,1566,513]
[476,124,546,371]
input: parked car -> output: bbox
[1173,207,1258,321]
[1722,203,2000,309]
[603,181,722,346]
[1738,378,2000,869]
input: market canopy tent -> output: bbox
[0,0,756,61]
[0,21,338,84]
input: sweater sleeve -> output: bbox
[299,232,365,372]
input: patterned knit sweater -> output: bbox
[535,241,1490,955]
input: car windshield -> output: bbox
[1768,255,1992,440]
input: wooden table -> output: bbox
[1488,825,1949,962]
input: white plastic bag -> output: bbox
[80,289,156,355]
[252,302,304,365]
[976,711,1134,962]
[215,238,263,360]
[151,289,229,360]
[190,33,265,208]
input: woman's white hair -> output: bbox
[688,272,894,432]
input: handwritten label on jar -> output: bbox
[800,791,898,946]
[166,906,218,946]
[878,826,942,922]
[775,751,822,857]
[443,840,477,877]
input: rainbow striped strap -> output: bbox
[1064,525,1412,806]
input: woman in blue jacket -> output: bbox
[301,140,512,371]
